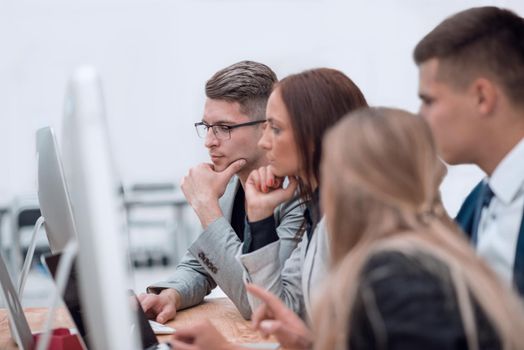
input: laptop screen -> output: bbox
[42,253,158,349]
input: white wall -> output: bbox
[1,0,522,215]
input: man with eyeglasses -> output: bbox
[139,61,304,321]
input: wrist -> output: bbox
[247,205,274,222]
[193,201,222,229]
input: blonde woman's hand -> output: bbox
[170,320,242,350]
[245,166,298,221]
[246,284,313,350]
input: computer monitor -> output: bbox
[36,126,77,253]
[60,66,140,350]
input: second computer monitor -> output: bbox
[36,126,78,253]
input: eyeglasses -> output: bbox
[194,120,266,140]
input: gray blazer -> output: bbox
[147,177,304,319]
[238,217,330,321]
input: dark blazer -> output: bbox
[455,181,524,295]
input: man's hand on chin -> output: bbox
[181,159,246,228]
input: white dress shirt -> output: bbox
[477,138,524,284]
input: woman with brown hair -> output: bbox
[238,67,368,321]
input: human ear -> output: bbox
[473,78,497,116]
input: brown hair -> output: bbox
[277,68,368,199]
[205,60,277,120]
[314,107,524,350]
[414,6,524,107]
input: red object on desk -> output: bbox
[32,328,83,350]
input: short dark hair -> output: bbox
[205,60,278,120]
[277,68,368,199]
[414,6,524,106]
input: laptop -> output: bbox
[41,252,173,350]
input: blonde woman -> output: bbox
[313,107,524,349]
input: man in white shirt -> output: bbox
[414,6,524,295]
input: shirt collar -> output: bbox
[488,138,524,204]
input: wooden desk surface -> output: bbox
[0,298,271,349]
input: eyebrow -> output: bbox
[266,117,281,124]
[201,118,236,125]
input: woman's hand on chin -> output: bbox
[245,166,298,221]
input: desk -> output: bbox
[0,298,270,349]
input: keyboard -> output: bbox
[149,320,176,335]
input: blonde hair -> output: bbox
[313,107,524,350]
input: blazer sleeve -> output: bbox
[238,216,322,320]
[147,249,217,311]
[147,194,304,320]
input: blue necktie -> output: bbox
[472,183,495,244]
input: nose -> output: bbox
[204,128,219,148]
[418,104,428,120]
[258,125,272,150]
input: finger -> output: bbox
[220,159,247,180]
[156,304,176,324]
[206,161,217,172]
[139,295,157,313]
[265,167,276,189]
[265,167,282,189]
[248,169,262,192]
[259,320,283,338]
[251,303,270,330]
[171,325,200,339]
[137,293,147,303]
[259,168,268,193]
[246,284,289,319]
[268,177,298,204]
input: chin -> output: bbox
[214,164,228,172]
[211,160,227,172]
[439,150,462,166]
[269,164,286,178]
